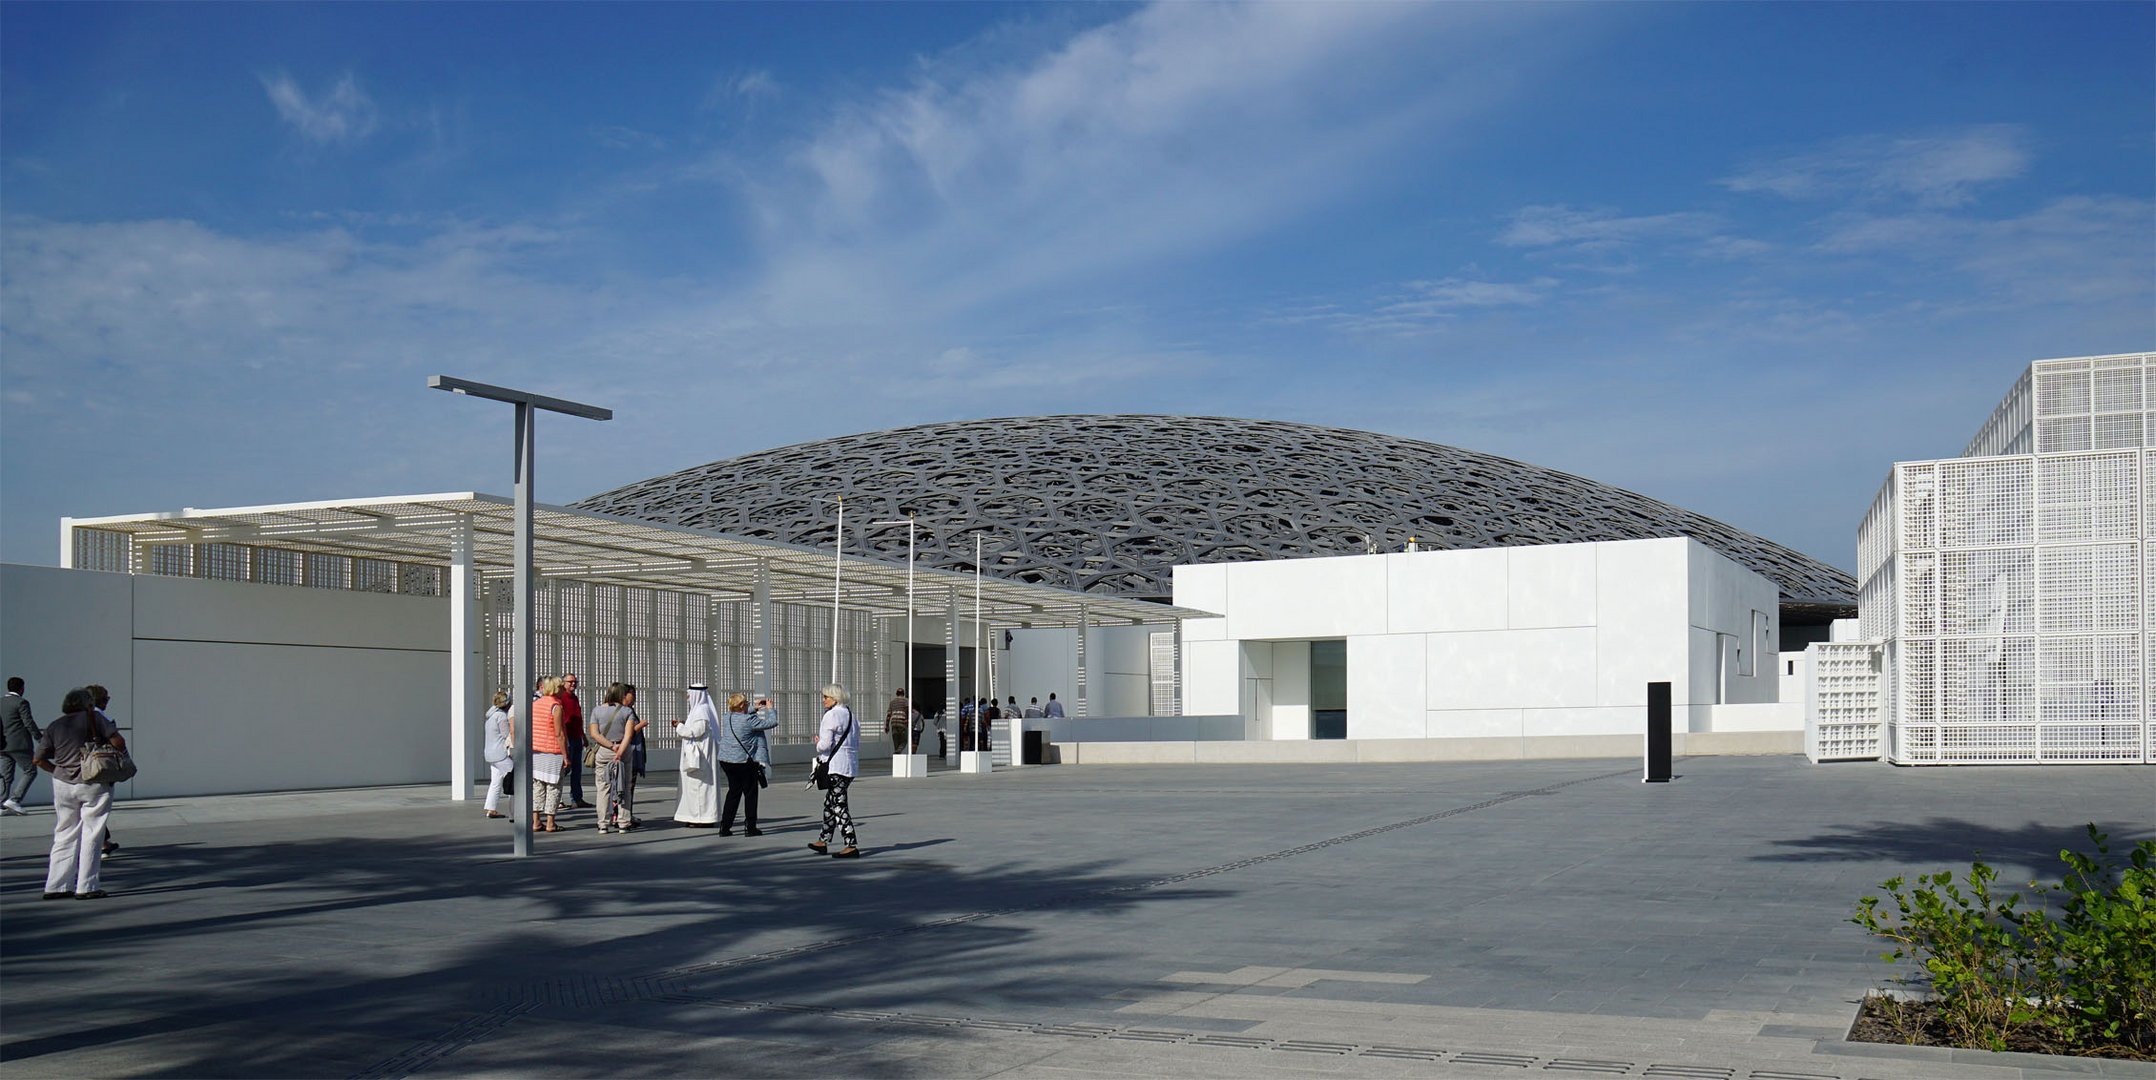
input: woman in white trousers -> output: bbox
[35,687,124,900]
[482,691,514,819]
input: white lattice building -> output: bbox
[1856,352,2155,764]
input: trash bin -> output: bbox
[1022,730,1046,765]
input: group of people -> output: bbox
[482,673,865,854]
[4,677,126,900]
[483,672,653,833]
[882,690,1065,762]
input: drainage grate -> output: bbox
[1454,1050,1540,1067]
[1643,1068,1737,1079]
[1546,1060,1636,1074]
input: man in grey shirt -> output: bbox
[2,676,37,814]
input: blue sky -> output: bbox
[4,2,2151,572]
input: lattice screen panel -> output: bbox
[1804,641,1884,762]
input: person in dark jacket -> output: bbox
[1,676,38,814]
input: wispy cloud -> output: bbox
[1721,125,2031,207]
[730,3,1567,324]
[1816,194,2153,306]
[260,72,380,144]
[702,69,779,112]
[1498,205,1718,252]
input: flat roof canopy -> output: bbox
[63,492,1215,626]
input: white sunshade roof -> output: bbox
[63,492,1216,625]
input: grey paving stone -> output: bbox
[3,756,2151,1079]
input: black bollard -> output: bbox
[1644,681,1672,782]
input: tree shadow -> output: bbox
[0,806,1229,1078]
[1752,815,2155,879]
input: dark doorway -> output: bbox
[1312,639,1347,739]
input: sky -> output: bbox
[3,1,2151,573]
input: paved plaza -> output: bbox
[2,756,2152,1079]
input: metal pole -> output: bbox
[905,516,915,754]
[512,403,534,858]
[830,497,844,684]
[974,533,983,747]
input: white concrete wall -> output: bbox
[1173,538,1783,744]
[0,563,447,801]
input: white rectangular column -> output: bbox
[1077,604,1091,719]
[449,517,480,801]
[754,561,774,700]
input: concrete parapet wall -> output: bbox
[1058,730,1802,765]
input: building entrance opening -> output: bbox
[1312,639,1347,739]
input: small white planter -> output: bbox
[891,753,930,778]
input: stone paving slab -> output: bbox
[2,755,2152,1079]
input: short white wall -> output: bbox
[1172,538,1783,745]
[1059,729,1802,765]
[0,563,448,801]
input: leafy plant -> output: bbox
[1852,825,2156,1059]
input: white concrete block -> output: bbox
[891,754,930,778]
[1172,563,1229,618]
[1346,634,1425,739]
[1506,543,1597,629]
[1427,627,1597,709]
[1426,708,1522,738]
[1270,641,1311,740]
[1519,706,1637,738]
[1225,555,1389,640]
[1594,540,1691,706]
[1181,640,1241,717]
[1386,548,1508,633]
[958,751,994,773]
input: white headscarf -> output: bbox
[686,685,719,729]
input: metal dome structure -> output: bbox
[575,415,1856,622]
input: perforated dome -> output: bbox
[575,415,1855,620]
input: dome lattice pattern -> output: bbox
[575,415,1854,619]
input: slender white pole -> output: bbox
[905,515,915,753]
[512,403,534,857]
[974,533,983,724]
[830,497,844,684]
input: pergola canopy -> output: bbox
[62,492,1216,625]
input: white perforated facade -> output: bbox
[1857,352,2155,764]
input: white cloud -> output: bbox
[260,72,380,144]
[1721,125,2031,207]
[726,3,1569,324]
[1498,205,1717,251]
[1814,195,2154,306]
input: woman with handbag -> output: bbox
[33,687,126,899]
[672,684,721,827]
[807,684,860,858]
[717,692,778,836]
[482,691,514,819]
[587,683,638,834]
[529,676,568,832]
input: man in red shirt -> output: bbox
[559,673,591,809]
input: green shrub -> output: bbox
[1852,825,2155,1059]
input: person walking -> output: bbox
[883,688,915,755]
[673,685,721,827]
[586,683,638,834]
[558,673,590,810]
[482,691,514,819]
[980,697,999,752]
[1,676,38,815]
[717,692,778,836]
[34,688,124,899]
[529,676,567,832]
[808,684,860,858]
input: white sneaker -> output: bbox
[1,800,26,816]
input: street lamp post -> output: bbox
[872,513,917,766]
[428,375,610,857]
